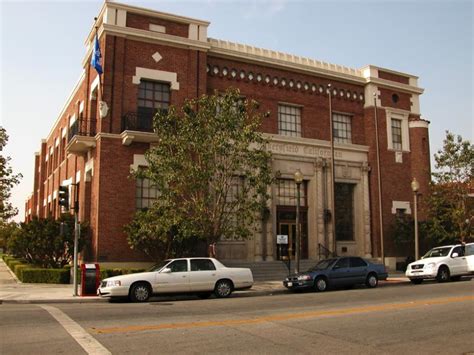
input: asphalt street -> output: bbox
[1,280,473,354]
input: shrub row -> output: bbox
[2,255,70,283]
[2,255,145,284]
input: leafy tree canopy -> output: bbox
[126,88,274,259]
[0,127,22,221]
[426,131,473,243]
[7,215,89,268]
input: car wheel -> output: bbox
[366,273,378,288]
[129,282,151,302]
[313,277,328,292]
[436,266,450,283]
[197,293,212,299]
[214,280,233,298]
[410,279,423,285]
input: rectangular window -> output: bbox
[137,81,170,131]
[278,105,301,137]
[335,183,354,241]
[276,179,306,206]
[136,177,160,210]
[333,113,352,144]
[391,118,402,150]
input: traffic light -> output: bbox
[58,185,69,210]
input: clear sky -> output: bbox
[1,0,472,222]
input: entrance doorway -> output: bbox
[276,209,308,260]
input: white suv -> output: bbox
[406,243,474,284]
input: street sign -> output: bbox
[277,234,288,244]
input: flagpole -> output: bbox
[94,17,103,100]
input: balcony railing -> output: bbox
[121,112,154,133]
[68,119,97,142]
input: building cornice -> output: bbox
[208,38,366,86]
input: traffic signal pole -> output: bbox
[72,184,79,297]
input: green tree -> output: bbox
[0,127,22,221]
[0,221,20,252]
[7,215,89,268]
[426,131,473,243]
[126,88,273,259]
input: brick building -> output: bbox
[25,2,430,269]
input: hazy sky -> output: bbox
[1,0,472,222]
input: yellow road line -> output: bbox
[91,295,474,334]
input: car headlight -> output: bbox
[106,280,121,287]
[297,275,312,281]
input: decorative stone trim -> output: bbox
[391,201,411,215]
[409,120,429,129]
[207,64,365,102]
[132,67,180,90]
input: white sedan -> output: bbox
[98,258,253,302]
[406,243,474,284]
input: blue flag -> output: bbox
[91,34,103,75]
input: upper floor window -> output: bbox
[138,81,170,114]
[333,113,352,144]
[391,118,402,150]
[136,177,160,210]
[278,104,301,137]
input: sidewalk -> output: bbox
[0,259,409,304]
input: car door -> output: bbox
[449,246,468,275]
[328,258,350,286]
[155,259,190,293]
[465,244,474,272]
[189,259,218,292]
[349,257,368,284]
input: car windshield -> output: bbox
[309,258,337,271]
[148,260,171,272]
[423,247,451,258]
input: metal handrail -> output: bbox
[318,243,334,259]
[68,119,97,142]
[121,111,155,133]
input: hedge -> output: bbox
[2,254,145,283]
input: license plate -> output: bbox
[287,282,293,287]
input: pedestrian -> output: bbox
[208,242,217,258]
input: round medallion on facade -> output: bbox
[248,72,254,81]
[206,64,210,73]
[281,78,286,87]
[347,91,351,99]
[213,66,219,75]
[239,70,246,79]
[257,73,263,82]
[304,82,309,91]
[273,77,279,85]
[296,81,302,89]
[359,94,364,101]
[340,89,344,97]
[231,69,237,78]
[333,89,337,96]
[319,85,324,93]
[265,75,271,84]
[289,80,294,88]
[311,84,317,92]
[222,67,229,76]
[353,92,357,100]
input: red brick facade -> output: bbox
[25,2,430,266]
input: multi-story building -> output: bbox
[25,1,430,269]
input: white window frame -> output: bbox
[332,112,352,144]
[386,108,410,152]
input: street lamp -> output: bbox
[411,178,420,260]
[294,169,303,274]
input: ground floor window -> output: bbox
[335,183,355,241]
